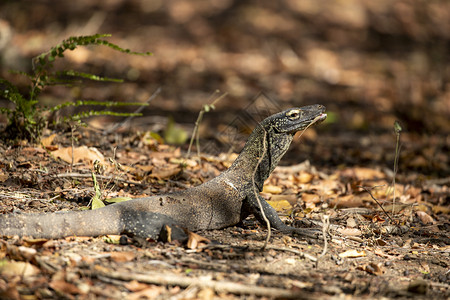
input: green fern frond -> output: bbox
[95,39,153,56]
[58,70,124,83]
[33,34,152,71]
[0,79,36,113]
[69,110,142,122]
[1,33,153,142]
[50,100,148,112]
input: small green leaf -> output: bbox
[105,197,132,203]
[394,120,402,134]
[91,173,105,210]
[164,116,188,145]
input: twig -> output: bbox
[103,87,161,134]
[391,120,402,215]
[252,125,271,249]
[316,215,330,268]
[187,91,227,157]
[424,176,450,186]
[359,185,393,223]
[56,172,144,186]
[266,246,317,262]
[70,125,75,172]
[83,270,308,299]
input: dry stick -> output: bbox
[187,91,227,157]
[56,172,144,186]
[103,87,161,135]
[359,186,393,223]
[266,246,317,262]
[252,125,271,249]
[316,215,330,268]
[70,125,75,172]
[391,121,402,215]
[84,270,308,299]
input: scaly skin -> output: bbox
[0,105,327,239]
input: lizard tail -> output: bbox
[0,204,180,239]
[0,206,123,239]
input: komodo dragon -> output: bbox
[0,104,327,240]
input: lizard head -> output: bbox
[271,104,327,134]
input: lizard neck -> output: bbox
[227,124,294,191]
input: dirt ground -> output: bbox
[0,0,449,299]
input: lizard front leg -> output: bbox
[246,192,322,239]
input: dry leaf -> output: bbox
[187,231,210,249]
[41,133,57,149]
[340,167,385,180]
[121,165,139,173]
[374,249,389,258]
[109,251,136,262]
[23,238,49,247]
[301,193,321,203]
[357,262,383,275]
[197,287,215,300]
[267,200,292,212]
[127,286,163,300]
[124,280,149,292]
[52,146,105,164]
[0,261,40,277]
[331,194,367,208]
[134,164,153,173]
[169,157,197,167]
[17,246,37,261]
[0,172,9,182]
[269,194,297,203]
[0,279,20,300]
[416,211,435,225]
[150,165,181,179]
[346,217,357,228]
[49,279,82,295]
[432,205,450,214]
[295,171,314,184]
[338,249,366,258]
[337,228,362,236]
[263,185,283,194]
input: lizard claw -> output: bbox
[280,226,324,240]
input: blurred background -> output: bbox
[0,0,449,177]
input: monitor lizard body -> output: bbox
[1,105,327,239]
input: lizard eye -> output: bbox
[286,109,301,120]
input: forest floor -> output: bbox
[1,0,450,299]
[0,122,448,299]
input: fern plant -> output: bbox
[0,34,152,142]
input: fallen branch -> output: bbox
[56,172,144,186]
[83,269,311,299]
[359,185,393,223]
[316,215,330,268]
[266,246,317,262]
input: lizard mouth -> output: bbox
[315,113,327,124]
[288,112,327,133]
